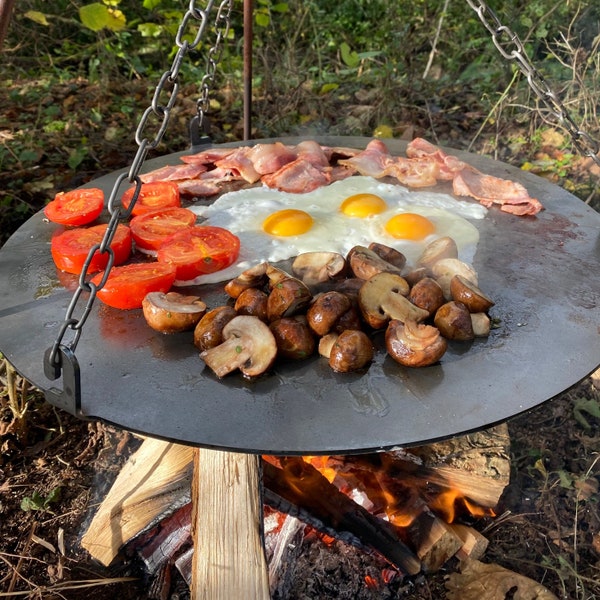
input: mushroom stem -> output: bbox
[200,337,253,378]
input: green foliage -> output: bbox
[79,2,127,32]
[20,487,61,513]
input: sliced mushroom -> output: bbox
[193,305,237,351]
[358,272,426,329]
[269,316,316,360]
[407,277,445,317]
[265,264,292,287]
[471,312,491,337]
[306,291,352,336]
[347,245,404,280]
[385,319,448,367]
[234,287,268,321]
[142,292,207,334]
[417,236,459,270]
[434,301,475,341]
[431,258,479,300]
[450,275,495,313]
[328,329,374,373]
[292,251,347,286]
[224,262,268,299]
[367,242,407,270]
[266,277,312,321]
[199,315,277,378]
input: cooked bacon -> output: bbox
[214,147,261,184]
[294,140,331,168]
[323,146,362,163]
[138,138,541,217]
[387,157,440,188]
[140,163,207,184]
[406,137,466,180]
[338,139,396,178]
[180,147,236,165]
[177,179,223,197]
[453,167,543,215]
[261,158,330,193]
[247,142,297,175]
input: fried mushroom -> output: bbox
[385,319,448,367]
[199,315,277,378]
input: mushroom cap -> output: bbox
[200,315,277,378]
[385,319,447,367]
[142,291,207,334]
[292,251,347,286]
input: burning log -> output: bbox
[263,457,422,576]
[81,424,509,596]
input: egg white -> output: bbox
[186,176,487,285]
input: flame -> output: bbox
[303,456,337,484]
[429,489,496,523]
[364,574,379,590]
[264,452,496,534]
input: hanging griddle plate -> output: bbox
[0,137,598,455]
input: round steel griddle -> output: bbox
[0,136,598,455]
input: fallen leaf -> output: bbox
[445,558,558,600]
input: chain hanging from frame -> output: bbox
[43,0,233,411]
[466,0,600,171]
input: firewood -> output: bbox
[263,457,422,576]
[81,437,194,566]
[448,523,489,561]
[405,504,463,572]
[190,449,270,600]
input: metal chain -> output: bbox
[45,0,233,377]
[466,0,600,168]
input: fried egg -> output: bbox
[188,176,487,284]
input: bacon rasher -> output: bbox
[138,136,543,216]
[406,138,543,215]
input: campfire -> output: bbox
[81,424,510,599]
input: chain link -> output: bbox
[45,0,233,375]
[466,0,600,166]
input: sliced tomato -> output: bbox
[51,224,132,275]
[91,262,176,310]
[130,207,197,253]
[157,226,240,281]
[122,181,181,217]
[44,188,105,226]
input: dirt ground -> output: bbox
[1,77,600,599]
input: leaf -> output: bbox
[68,147,88,170]
[24,10,50,26]
[138,23,163,38]
[143,0,162,8]
[271,3,289,13]
[340,42,360,68]
[79,3,126,32]
[255,11,270,27]
[573,397,600,429]
[319,82,339,95]
[446,558,559,600]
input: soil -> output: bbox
[1,77,600,599]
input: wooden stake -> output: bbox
[190,448,270,600]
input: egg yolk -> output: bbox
[385,213,435,240]
[340,193,387,218]
[263,209,314,236]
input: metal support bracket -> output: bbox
[43,345,85,418]
[189,115,213,152]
